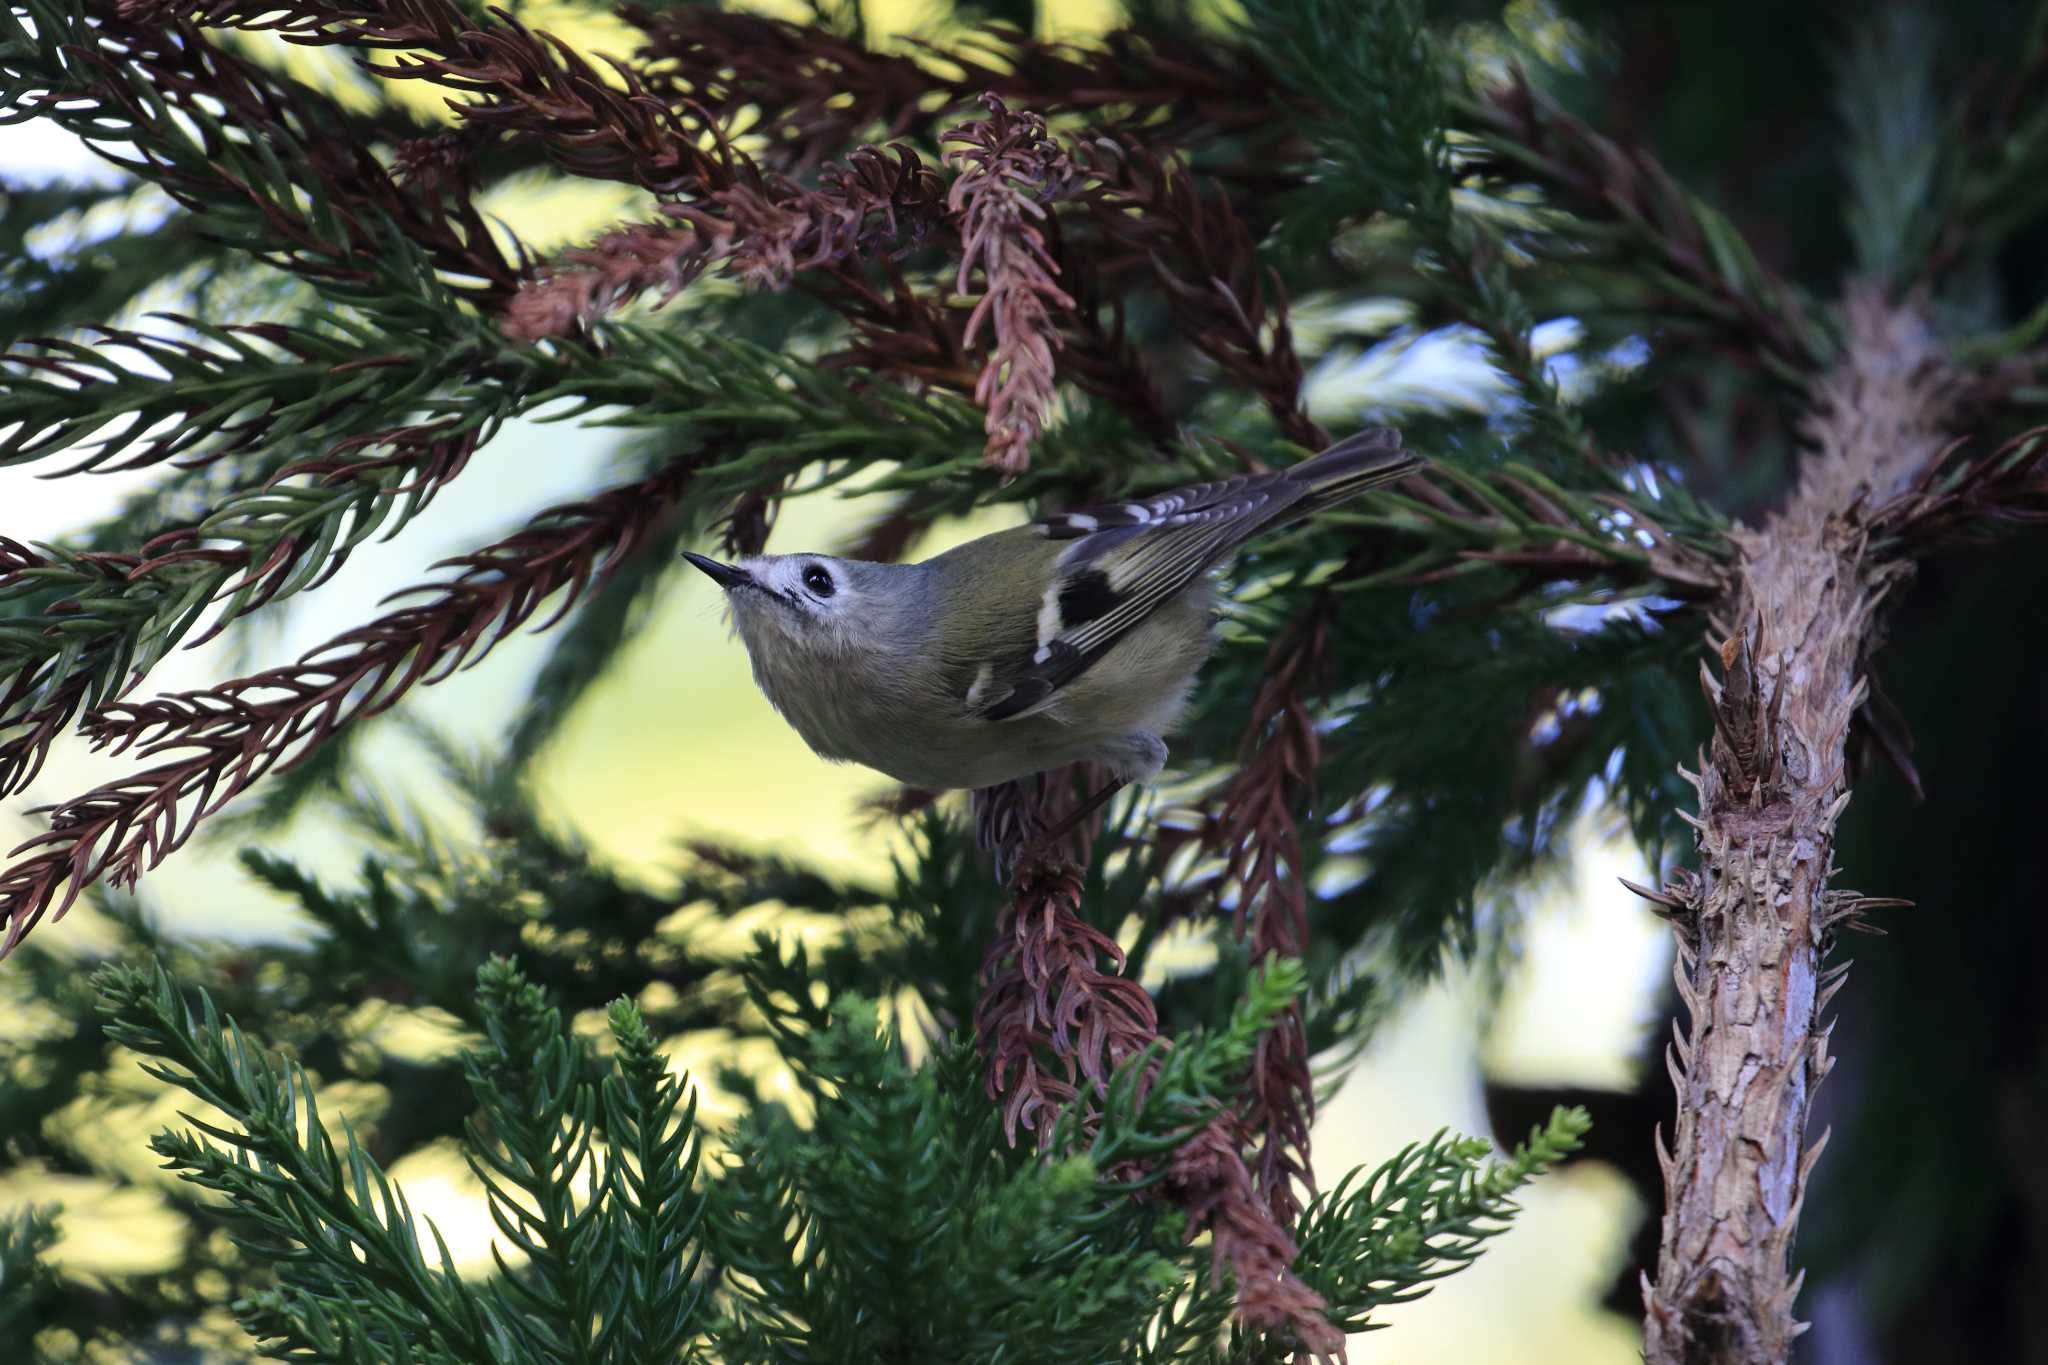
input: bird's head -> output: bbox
[683,551,906,674]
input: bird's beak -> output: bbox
[682,552,752,590]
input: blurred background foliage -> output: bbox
[0,0,2042,1359]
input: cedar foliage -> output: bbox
[1,0,2046,1360]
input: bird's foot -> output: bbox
[1098,731,1167,785]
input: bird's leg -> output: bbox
[1022,732,1163,861]
[1035,777,1126,850]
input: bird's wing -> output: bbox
[967,428,1418,722]
[971,484,1307,722]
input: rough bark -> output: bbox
[1639,291,1950,1364]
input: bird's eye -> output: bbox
[802,564,836,598]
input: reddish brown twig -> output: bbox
[134,0,741,198]
[502,145,948,339]
[942,96,1082,477]
[623,8,1290,177]
[972,775,1342,1361]
[1208,609,1329,1227]
[1869,426,2048,550]
[1067,138,1325,448]
[0,458,696,954]
[78,5,521,304]
[0,417,485,807]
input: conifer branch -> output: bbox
[598,998,706,1362]
[0,320,481,476]
[0,319,508,803]
[0,457,695,951]
[1209,608,1328,1229]
[1642,291,1951,1364]
[2,0,522,309]
[943,95,1081,477]
[1069,137,1325,448]
[503,144,950,340]
[621,6,1288,177]
[132,0,738,198]
[93,953,717,1360]
[94,958,510,1360]
[1866,425,2048,552]
[0,310,1158,958]
[973,776,1344,1361]
[462,963,612,1363]
[0,186,222,343]
[1294,1108,1591,1333]
[0,419,486,785]
[508,89,1312,460]
[1464,70,1832,383]
[0,1204,59,1339]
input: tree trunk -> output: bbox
[1640,292,1949,1364]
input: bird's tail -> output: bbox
[1288,427,1422,511]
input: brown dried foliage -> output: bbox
[941,95,1082,476]
[118,0,1241,446]
[0,412,483,812]
[462,21,1294,457]
[718,147,950,288]
[136,0,740,197]
[1067,139,1326,449]
[0,459,695,952]
[389,129,488,197]
[501,216,706,341]
[510,114,1237,457]
[1869,426,2048,551]
[1041,234,1177,445]
[812,258,981,394]
[972,775,1343,1360]
[1209,610,1329,1228]
[505,145,949,339]
[973,807,1157,1142]
[1169,1117,1345,1362]
[64,5,522,304]
[625,8,1289,177]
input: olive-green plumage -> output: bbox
[684,428,1419,791]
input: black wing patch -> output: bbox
[1056,569,1117,628]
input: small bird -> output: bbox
[684,428,1420,794]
